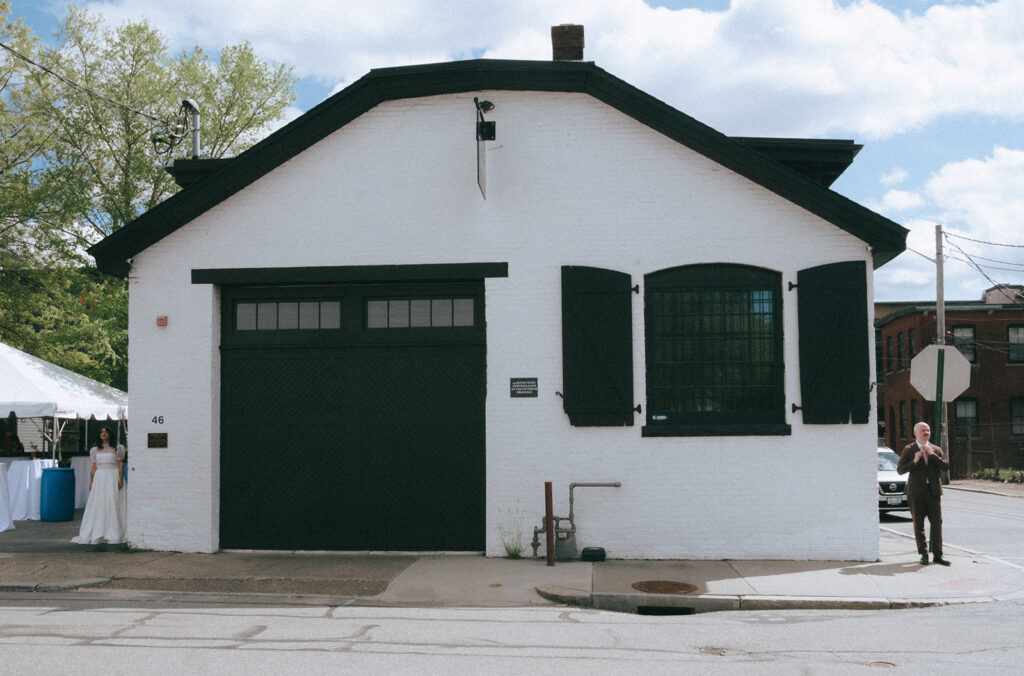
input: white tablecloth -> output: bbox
[0,464,13,532]
[0,458,57,520]
[70,456,92,509]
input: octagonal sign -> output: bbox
[909,344,972,401]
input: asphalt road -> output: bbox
[1,485,1022,673]
[0,597,1022,673]
[881,486,1024,565]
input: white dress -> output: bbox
[72,445,126,545]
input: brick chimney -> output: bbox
[551,24,584,61]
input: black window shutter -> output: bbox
[561,266,634,426]
[797,261,871,424]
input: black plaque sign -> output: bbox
[510,377,538,398]
[147,432,168,448]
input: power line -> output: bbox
[905,246,935,262]
[946,231,1024,249]
[0,39,170,126]
[958,252,1024,268]
[945,254,1024,273]
[945,238,1024,307]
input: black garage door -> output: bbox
[219,281,486,551]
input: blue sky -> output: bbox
[7,0,1023,302]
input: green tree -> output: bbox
[0,266,128,389]
[32,5,297,253]
[1,1,50,269]
[0,4,297,388]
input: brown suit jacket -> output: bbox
[897,442,949,497]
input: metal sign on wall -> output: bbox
[510,377,538,398]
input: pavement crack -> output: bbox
[341,623,378,641]
[233,624,267,640]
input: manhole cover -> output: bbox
[631,580,697,594]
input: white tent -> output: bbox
[1,342,127,457]
[1,341,127,419]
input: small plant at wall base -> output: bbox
[970,467,1024,483]
[498,502,525,559]
[116,542,153,554]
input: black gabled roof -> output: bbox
[730,137,862,188]
[89,59,907,277]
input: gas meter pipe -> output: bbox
[545,482,555,567]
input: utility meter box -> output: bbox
[555,528,577,560]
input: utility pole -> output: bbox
[935,224,950,479]
[936,224,945,349]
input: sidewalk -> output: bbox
[946,477,1024,498]
[0,479,1021,612]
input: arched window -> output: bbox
[643,264,785,435]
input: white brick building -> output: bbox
[90,53,906,560]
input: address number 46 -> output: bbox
[151,416,165,425]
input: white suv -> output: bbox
[878,447,908,513]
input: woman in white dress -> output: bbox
[72,426,126,545]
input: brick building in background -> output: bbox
[875,285,1024,475]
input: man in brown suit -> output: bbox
[898,421,951,566]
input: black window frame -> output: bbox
[952,324,977,363]
[1011,397,1024,436]
[1009,325,1024,364]
[642,264,788,437]
[954,397,980,438]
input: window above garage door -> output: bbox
[236,300,342,331]
[221,282,486,349]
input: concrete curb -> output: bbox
[533,584,591,607]
[739,596,890,611]
[0,577,109,593]
[536,586,1022,614]
[36,577,111,592]
[947,485,1024,499]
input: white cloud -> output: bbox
[64,0,1023,300]
[881,167,909,186]
[870,189,926,213]
[77,0,1024,139]
[926,147,1024,296]
[926,146,1024,240]
[876,147,1024,300]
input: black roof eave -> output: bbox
[89,59,907,277]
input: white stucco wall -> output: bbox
[124,91,879,559]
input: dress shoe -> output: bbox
[933,555,951,566]
[920,554,929,565]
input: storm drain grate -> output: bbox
[631,580,698,594]
[637,606,695,616]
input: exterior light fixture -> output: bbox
[474,98,495,140]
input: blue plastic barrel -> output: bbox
[40,467,76,521]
